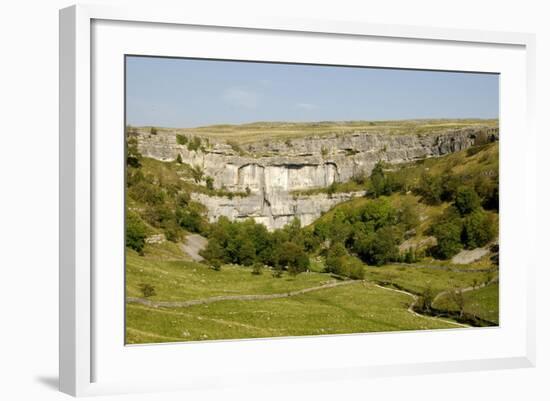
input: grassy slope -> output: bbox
[134,157,247,200]
[126,249,335,302]
[140,119,498,145]
[432,284,499,324]
[362,265,493,295]
[126,280,457,344]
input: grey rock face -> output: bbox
[135,126,497,230]
[191,191,366,231]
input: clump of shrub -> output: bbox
[190,165,204,183]
[417,172,443,205]
[251,263,263,275]
[187,136,201,152]
[126,136,142,168]
[417,286,434,313]
[430,218,462,259]
[453,186,481,216]
[176,134,188,145]
[139,283,156,298]
[461,210,498,249]
[126,211,149,254]
[272,266,283,278]
[325,243,364,279]
[400,247,419,264]
[369,162,403,197]
[210,259,222,271]
[205,176,214,190]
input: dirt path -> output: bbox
[180,233,208,262]
[127,279,359,308]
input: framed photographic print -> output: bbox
[59,4,536,397]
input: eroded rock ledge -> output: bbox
[134,126,497,230]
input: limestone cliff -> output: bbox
[133,125,498,230]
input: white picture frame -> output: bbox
[59,4,536,397]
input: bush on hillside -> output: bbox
[453,186,481,216]
[430,219,462,259]
[176,134,188,145]
[126,212,149,254]
[187,136,201,152]
[139,283,156,298]
[416,172,443,205]
[461,210,498,249]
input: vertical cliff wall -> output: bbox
[134,125,498,230]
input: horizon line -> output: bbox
[126,117,500,130]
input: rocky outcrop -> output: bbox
[134,125,497,230]
[192,191,365,230]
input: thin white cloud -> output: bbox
[296,102,317,111]
[222,87,259,109]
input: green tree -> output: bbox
[370,161,386,197]
[126,136,142,168]
[238,237,256,266]
[200,237,225,263]
[251,263,263,275]
[276,242,309,275]
[325,242,347,274]
[453,186,481,216]
[398,198,419,230]
[403,247,417,264]
[367,226,400,266]
[461,210,498,249]
[440,168,461,202]
[431,220,462,259]
[177,203,206,234]
[339,257,365,280]
[418,285,434,313]
[126,212,148,254]
[417,172,442,205]
[327,212,352,244]
[361,198,396,230]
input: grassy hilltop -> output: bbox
[125,130,499,344]
[141,118,498,145]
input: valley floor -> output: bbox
[125,247,498,344]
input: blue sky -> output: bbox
[126,56,499,128]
